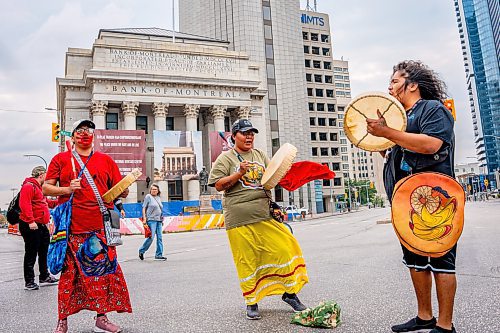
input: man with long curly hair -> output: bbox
[366,61,457,333]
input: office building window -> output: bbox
[325,75,333,83]
[331,147,339,155]
[320,147,329,156]
[310,132,317,140]
[313,60,321,69]
[315,89,324,97]
[311,33,318,41]
[333,178,342,186]
[321,34,329,42]
[307,88,313,96]
[269,105,278,120]
[323,179,331,186]
[305,59,311,67]
[136,116,148,133]
[310,117,316,125]
[341,147,348,153]
[322,48,330,56]
[326,89,334,98]
[266,64,275,79]
[316,103,325,111]
[330,133,338,141]
[312,147,318,156]
[265,44,274,59]
[308,102,314,111]
[106,113,118,130]
[312,46,320,55]
[329,118,337,126]
[327,104,335,112]
[314,74,322,83]
[332,163,340,171]
[262,6,271,20]
[324,62,331,70]
[302,32,308,40]
[319,132,327,141]
[303,45,309,54]
[306,73,312,82]
[264,25,273,39]
[318,118,326,126]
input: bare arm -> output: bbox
[42,178,80,196]
[214,161,249,192]
[367,111,442,154]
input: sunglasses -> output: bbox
[75,128,95,134]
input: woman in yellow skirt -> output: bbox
[208,119,309,320]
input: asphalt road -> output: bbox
[1,199,499,333]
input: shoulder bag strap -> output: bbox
[72,151,107,214]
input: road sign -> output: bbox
[61,130,72,136]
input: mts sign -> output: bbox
[301,13,325,26]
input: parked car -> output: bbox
[284,205,308,219]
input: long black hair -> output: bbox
[393,60,448,102]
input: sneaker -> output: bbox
[282,293,307,312]
[139,252,144,260]
[40,275,59,286]
[24,282,39,290]
[154,256,167,261]
[391,316,437,332]
[246,304,261,320]
[53,319,68,333]
[429,325,456,333]
[94,315,121,333]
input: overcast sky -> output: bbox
[0,0,474,208]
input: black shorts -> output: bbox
[401,244,457,274]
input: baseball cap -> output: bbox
[231,119,259,134]
[31,166,46,177]
[71,119,96,135]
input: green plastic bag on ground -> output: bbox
[290,300,341,328]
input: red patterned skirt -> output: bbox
[58,231,132,319]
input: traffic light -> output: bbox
[369,181,374,189]
[443,99,456,120]
[51,123,61,142]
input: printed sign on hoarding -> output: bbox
[209,131,234,162]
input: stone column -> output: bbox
[122,101,139,130]
[152,102,169,200]
[184,104,200,131]
[121,101,139,203]
[235,106,251,120]
[210,105,227,132]
[90,100,108,129]
[183,104,200,200]
[153,102,168,131]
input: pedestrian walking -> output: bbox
[208,119,308,320]
[367,60,457,333]
[138,184,167,261]
[19,166,59,290]
[43,119,132,333]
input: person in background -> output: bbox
[138,184,167,261]
[19,165,59,290]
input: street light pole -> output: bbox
[23,154,48,169]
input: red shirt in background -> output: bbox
[46,151,123,234]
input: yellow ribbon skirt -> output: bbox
[226,219,309,305]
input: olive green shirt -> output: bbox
[208,149,271,229]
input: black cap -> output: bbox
[231,119,259,135]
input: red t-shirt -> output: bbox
[46,151,123,234]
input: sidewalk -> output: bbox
[295,205,385,222]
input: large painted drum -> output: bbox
[261,143,297,190]
[391,172,465,257]
[344,92,407,151]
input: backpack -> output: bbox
[6,192,22,225]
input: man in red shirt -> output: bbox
[43,119,131,333]
[19,166,58,290]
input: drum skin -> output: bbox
[391,172,465,257]
[344,92,407,152]
[261,143,297,190]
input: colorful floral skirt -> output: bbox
[227,219,309,305]
[58,231,132,319]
